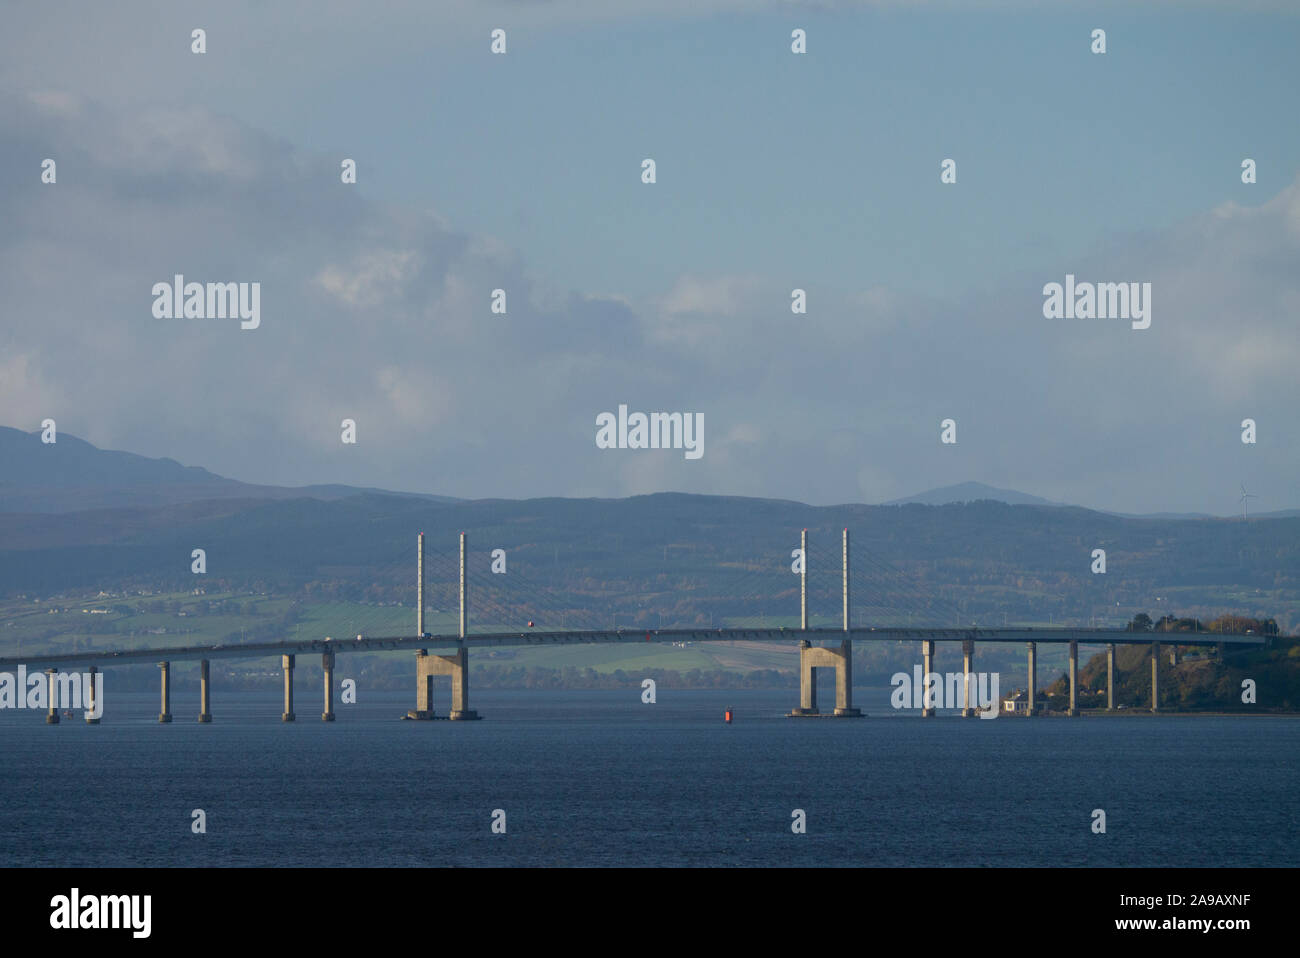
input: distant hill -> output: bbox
[0,426,460,513]
[1,436,1297,641]
[884,481,1293,520]
[883,481,1062,508]
[0,488,1296,635]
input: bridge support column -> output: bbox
[198,659,211,723]
[1150,642,1160,713]
[322,652,335,721]
[1106,645,1115,711]
[158,661,172,723]
[85,666,100,724]
[921,640,936,717]
[1027,642,1036,715]
[789,640,819,715]
[408,650,435,719]
[1170,645,1180,666]
[1067,640,1078,716]
[788,640,861,717]
[411,647,480,720]
[961,639,975,717]
[833,640,861,716]
[282,654,295,722]
[45,668,59,724]
[449,647,477,720]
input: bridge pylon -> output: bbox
[788,530,863,717]
[407,533,482,720]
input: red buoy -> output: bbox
[724,709,733,724]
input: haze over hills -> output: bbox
[5,429,1294,520]
[0,428,1296,635]
[883,482,1062,508]
[0,426,460,513]
[882,480,1298,520]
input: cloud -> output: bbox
[315,251,421,309]
[0,87,1295,515]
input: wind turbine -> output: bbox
[1239,483,1257,519]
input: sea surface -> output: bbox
[1,688,1295,867]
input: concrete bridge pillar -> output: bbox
[198,659,211,723]
[1150,642,1160,713]
[1027,642,1037,715]
[921,640,936,717]
[411,647,480,720]
[961,639,975,717]
[1170,645,1181,666]
[321,652,335,721]
[1067,640,1078,716]
[1106,644,1116,711]
[45,668,59,724]
[788,640,861,717]
[409,649,435,719]
[832,640,861,716]
[791,640,819,715]
[85,666,100,724]
[282,654,295,722]
[158,661,172,723]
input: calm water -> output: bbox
[1,688,1295,867]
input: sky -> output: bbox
[1,1,1297,515]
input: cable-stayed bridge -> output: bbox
[0,530,1267,723]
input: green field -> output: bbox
[0,593,805,674]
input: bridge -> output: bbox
[0,530,1267,723]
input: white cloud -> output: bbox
[0,88,1295,514]
[315,251,420,309]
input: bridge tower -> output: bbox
[789,529,863,718]
[409,532,480,720]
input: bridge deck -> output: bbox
[0,626,1267,669]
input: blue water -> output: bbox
[1,688,1295,866]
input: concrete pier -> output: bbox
[1151,642,1160,713]
[45,668,59,724]
[85,666,100,724]
[282,654,295,722]
[1067,640,1078,716]
[793,639,819,714]
[921,639,936,717]
[1106,644,1116,710]
[158,661,172,723]
[409,649,434,719]
[961,639,975,717]
[1027,642,1037,715]
[198,658,211,723]
[789,639,861,717]
[322,652,335,721]
[414,647,479,720]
